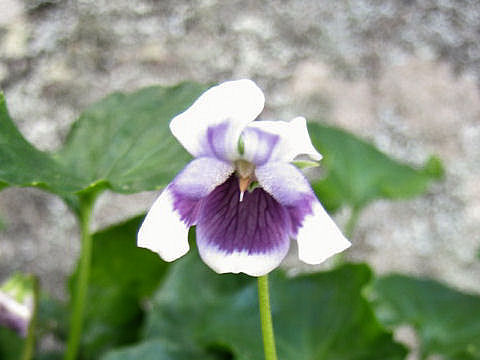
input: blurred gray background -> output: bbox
[0,0,479,306]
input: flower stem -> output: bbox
[65,194,96,360]
[257,275,278,360]
[21,276,39,360]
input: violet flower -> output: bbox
[138,80,350,276]
[0,275,33,337]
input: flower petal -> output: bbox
[247,117,322,162]
[196,175,291,276]
[296,201,351,264]
[170,157,235,225]
[255,162,316,236]
[170,79,265,159]
[240,126,279,165]
[138,157,234,261]
[255,162,350,264]
[137,187,190,262]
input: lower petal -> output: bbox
[196,175,291,276]
[296,201,351,264]
[137,187,190,262]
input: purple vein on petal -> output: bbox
[196,175,291,255]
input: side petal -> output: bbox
[170,157,235,225]
[255,162,316,236]
[170,79,265,159]
[296,201,351,264]
[138,157,234,261]
[247,117,322,162]
[196,175,291,276]
[137,187,190,262]
[255,162,350,264]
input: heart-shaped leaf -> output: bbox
[0,93,84,195]
[0,83,206,197]
[55,84,206,195]
[372,275,480,359]
[308,123,443,212]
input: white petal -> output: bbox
[247,117,322,162]
[170,79,265,158]
[197,243,290,277]
[296,201,351,264]
[137,187,190,262]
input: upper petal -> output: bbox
[240,126,279,165]
[170,79,265,159]
[138,157,234,261]
[246,117,322,162]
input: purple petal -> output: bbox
[240,126,279,165]
[0,292,29,337]
[255,162,316,236]
[196,175,291,276]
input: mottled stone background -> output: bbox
[0,0,479,307]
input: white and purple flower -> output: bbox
[138,80,350,276]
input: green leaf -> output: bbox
[372,275,480,359]
[0,83,206,197]
[101,340,218,360]
[308,123,443,212]
[0,93,85,195]
[69,215,169,359]
[56,83,206,194]
[143,253,406,360]
[0,327,24,360]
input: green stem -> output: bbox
[257,275,278,360]
[21,276,39,360]
[65,194,96,360]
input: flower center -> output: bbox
[234,160,255,202]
